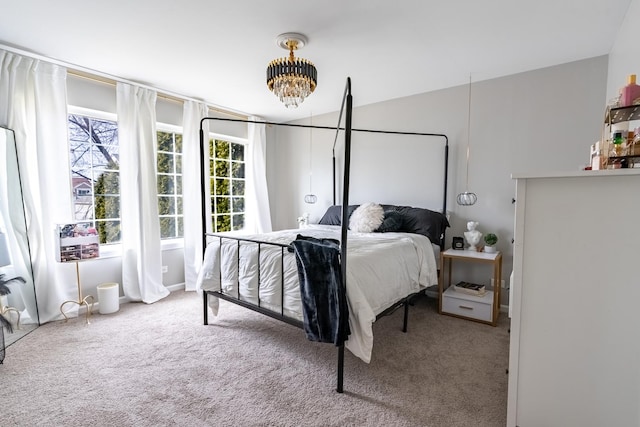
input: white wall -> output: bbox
[267,56,609,303]
[607,0,640,101]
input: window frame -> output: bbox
[156,122,184,246]
[67,108,188,255]
[67,106,122,257]
[66,109,251,253]
[206,132,248,233]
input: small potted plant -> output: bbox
[0,274,25,333]
[483,233,498,253]
[1,273,25,363]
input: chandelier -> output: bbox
[267,33,317,108]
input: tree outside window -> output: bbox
[209,138,245,232]
[68,113,120,244]
[157,130,183,239]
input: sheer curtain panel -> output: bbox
[0,49,78,323]
[117,83,169,303]
[182,101,208,291]
[245,117,272,233]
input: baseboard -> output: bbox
[166,283,186,293]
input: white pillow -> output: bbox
[349,202,384,233]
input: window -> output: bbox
[157,128,183,239]
[68,111,121,244]
[208,137,245,232]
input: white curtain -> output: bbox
[0,50,78,323]
[117,83,168,303]
[245,117,272,233]
[182,101,208,291]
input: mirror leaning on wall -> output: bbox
[0,126,39,349]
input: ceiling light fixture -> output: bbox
[457,75,478,206]
[267,33,317,109]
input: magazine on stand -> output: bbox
[55,223,100,262]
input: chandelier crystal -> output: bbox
[267,33,317,108]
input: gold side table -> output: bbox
[438,248,502,326]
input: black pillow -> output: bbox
[394,206,450,245]
[319,204,449,245]
[318,205,360,225]
[376,210,403,232]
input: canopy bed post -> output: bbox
[337,345,345,393]
[202,289,208,325]
[443,141,449,221]
[332,155,336,206]
[336,78,353,393]
[403,300,410,333]
[199,125,208,323]
[331,78,350,206]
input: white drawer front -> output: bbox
[442,289,493,322]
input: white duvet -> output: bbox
[195,224,438,363]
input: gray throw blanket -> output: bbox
[290,235,350,346]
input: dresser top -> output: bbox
[511,169,640,179]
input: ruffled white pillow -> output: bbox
[349,202,384,233]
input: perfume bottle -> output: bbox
[611,131,625,157]
[620,74,640,107]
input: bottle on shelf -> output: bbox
[612,130,625,156]
[633,128,640,157]
[591,143,603,170]
[620,74,640,107]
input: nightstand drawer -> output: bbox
[442,287,493,322]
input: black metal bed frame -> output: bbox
[198,78,449,393]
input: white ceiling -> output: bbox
[0,0,632,122]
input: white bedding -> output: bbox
[195,224,438,363]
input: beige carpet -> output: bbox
[0,290,510,427]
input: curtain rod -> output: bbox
[68,70,183,104]
[1,43,249,120]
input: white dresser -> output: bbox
[507,169,640,427]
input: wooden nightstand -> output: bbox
[438,248,502,326]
